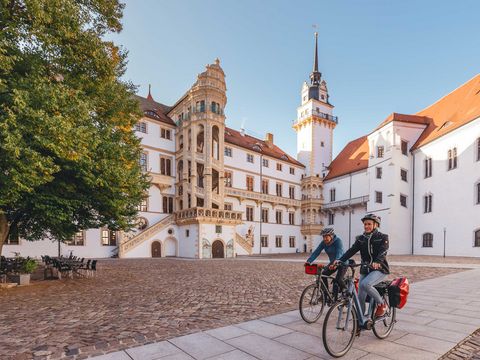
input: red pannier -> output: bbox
[304,263,323,275]
[388,277,409,309]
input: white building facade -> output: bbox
[5,36,480,259]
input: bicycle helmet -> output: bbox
[320,227,335,236]
[361,213,381,226]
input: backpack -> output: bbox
[388,277,409,309]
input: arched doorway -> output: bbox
[151,241,161,258]
[212,240,224,258]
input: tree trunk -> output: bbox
[0,213,9,260]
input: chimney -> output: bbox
[265,133,274,147]
[240,127,245,136]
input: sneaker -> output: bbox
[375,303,388,317]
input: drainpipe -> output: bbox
[411,153,415,255]
[259,153,263,255]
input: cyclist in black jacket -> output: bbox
[334,213,389,317]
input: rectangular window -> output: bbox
[289,186,295,199]
[424,194,432,213]
[375,191,382,204]
[328,213,335,225]
[401,169,408,182]
[224,171,232,188]
[224,203,232,211]
[163,196,174,213]
[101,229,117,246]
[376,167,382,179]
[262,158,269,167]
[262,179,269,194]
[276,163,282,171]
[135,121,147,133]
[246,176,254,191]
[247,154,254,163]
[377,146,384,158]
[448,147,458,170]
[424,157,432,178]
[261,208,269,223]
[401,140,408,156]
[289,212,295,225]
[137,198,148,212]
[224,147,232,157]
[275,236,282,248]
[400,194,407,207]
[330,188,336,202]
[215,225,222,234]
[289,236,295,248]
[160,157,172,176]
[160,128,171,140]
[422,233,433,248]
[276,183,282,197]
[186,229,190,237]
[275,210,282,224]
[476,183,480,205]
[475,230,480,247]
[246,206,254,221]
[261,235,268,247]
[140,152,148,172]
[196,100,205,112]
[67,231,85,246]
[289,167,295,175]
[477,138,480,162]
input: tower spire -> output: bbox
[147,84,153,101]
[310,32,321,86]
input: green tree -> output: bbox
[0,0,149,257]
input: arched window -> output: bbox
[212,125,219,160]
[197,124,204,153]
[422,233,433,247]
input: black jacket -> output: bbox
[339,229,390,275]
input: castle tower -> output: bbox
[294,33,338,251]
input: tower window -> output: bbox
[321,141,324,147]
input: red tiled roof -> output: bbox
[134,94,176,126]
[412,74,480,149]
[324,136,369,181]
[224,127,305,167]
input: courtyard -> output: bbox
[0,255,476,359]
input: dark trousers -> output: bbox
[321,266,337,293]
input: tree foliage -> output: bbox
[0,0,149,252]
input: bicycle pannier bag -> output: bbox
[388,277,409,309]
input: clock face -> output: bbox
[137,217,148,231]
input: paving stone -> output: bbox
[236,320,293,338]
[87,351,131,360]
[205,349,258,360]
[205,326,250,341]
[261,313,300,325]
[394,333,456,354]
[226,333,311,360]
[125,341,182,359]
[169,332,234,360]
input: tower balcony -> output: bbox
[293,108,338,127]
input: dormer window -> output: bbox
[144,110,160,119]
[253,145,262,152]
[281,154,288,161]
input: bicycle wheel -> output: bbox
[322,300,357,358]
[299,283,325,323]
[372,293,396,339]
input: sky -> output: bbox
[110,0,480,158]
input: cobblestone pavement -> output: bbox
[0,257,471,360]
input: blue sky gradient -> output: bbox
[111,0,480,157]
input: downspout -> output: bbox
[348,173,352,247]
[411,152,415,255]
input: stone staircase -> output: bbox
[235,233,253,255]
[119,215,174,257]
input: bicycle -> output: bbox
[322,260,396,358]
[299,263,343,323]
